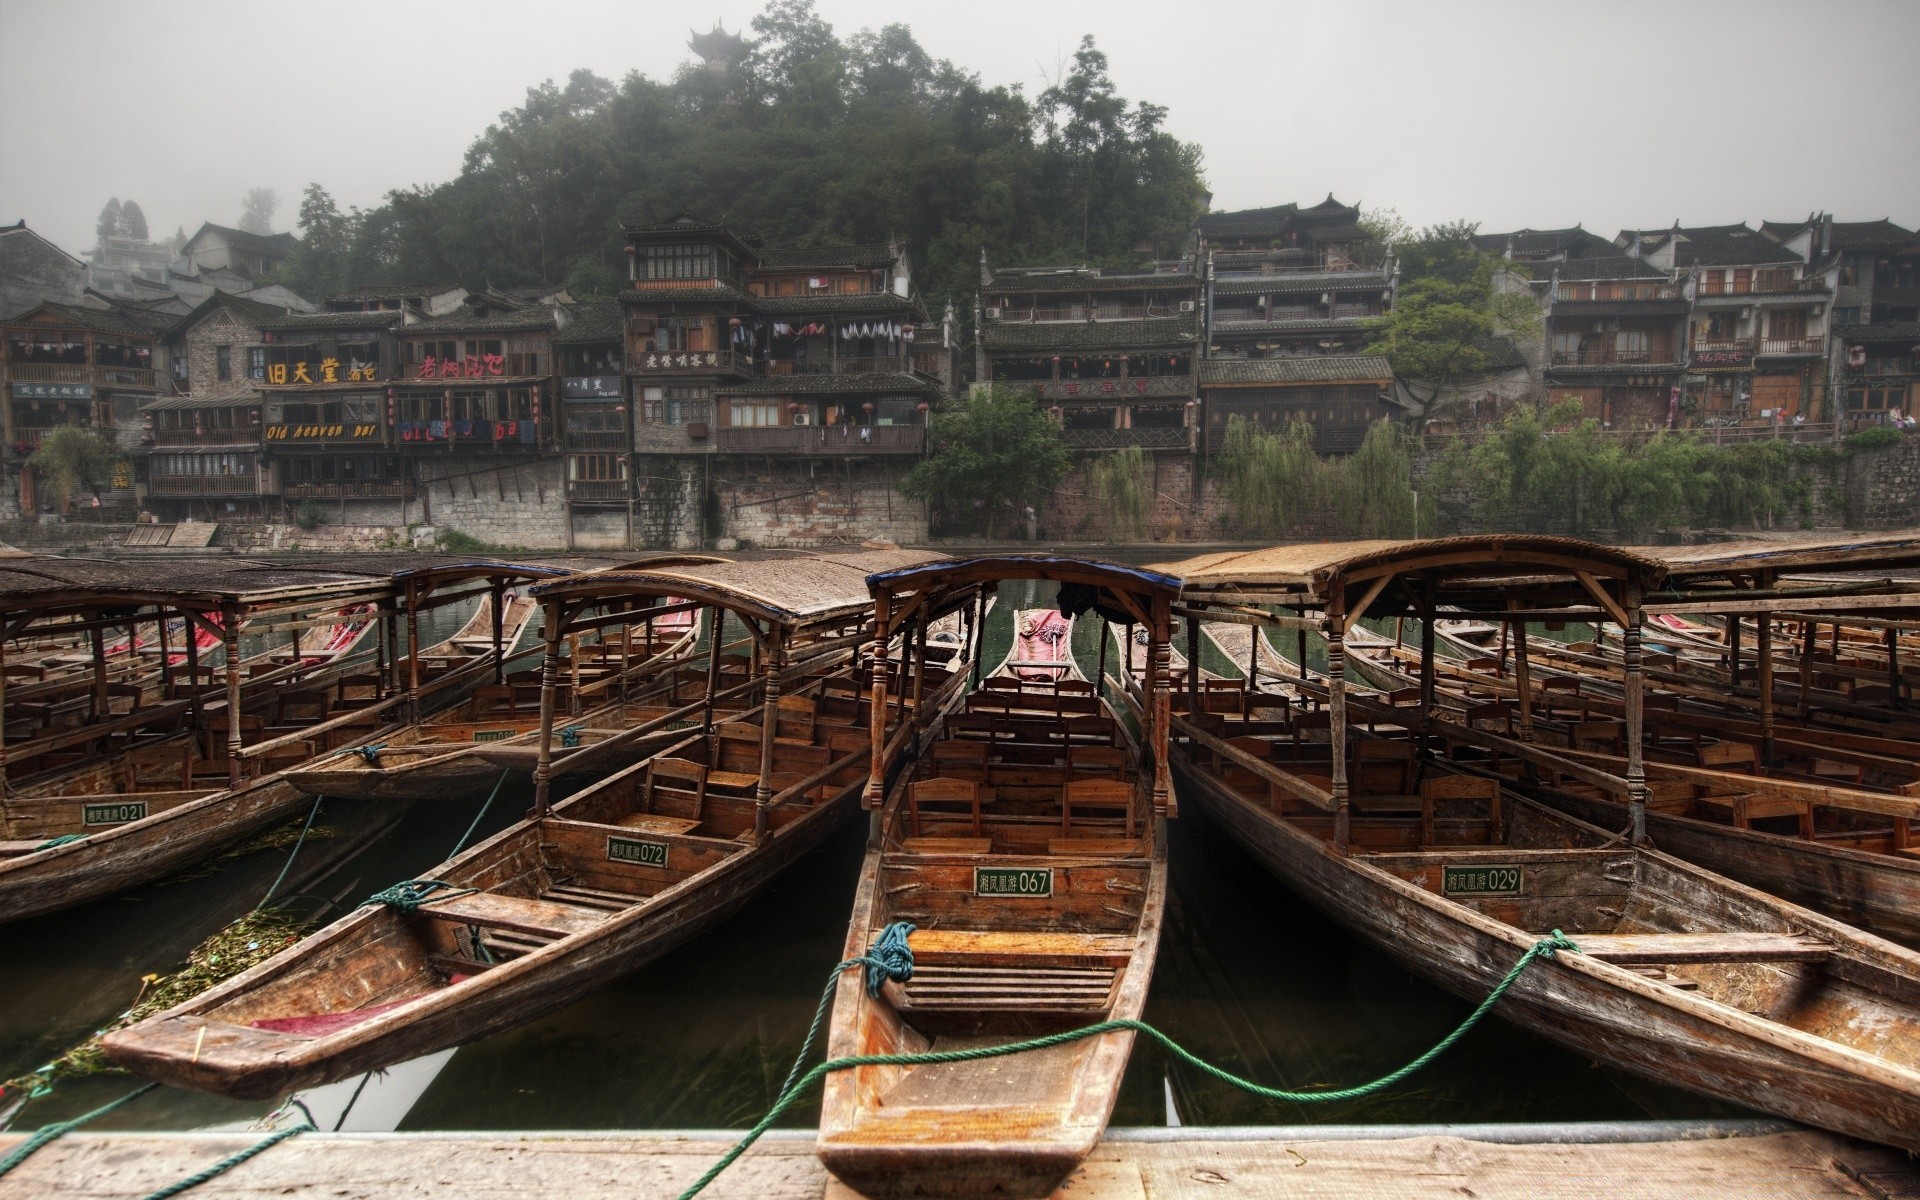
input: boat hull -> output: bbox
[1172,755,1920,1153]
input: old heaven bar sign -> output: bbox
[975,866,1053,897]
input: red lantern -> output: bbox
[862,402,875,414]
[915,402,929,413]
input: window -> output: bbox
[726,401,781,427]
[215,345,231,381]
[568,454,627,482]
[1551,331,1585,357]
[1834,307,1862,326]
[1697,271,1724,295]
[1732,269,1752,294]
[1615,330,1650,360]
[247,347,266,380]
[1768,310,1807,339]
[1840,256,1865,287]
[639,243,716,281]
[1755,269,1792,293]
[1706,311,1740,339]
[639,385,711,425]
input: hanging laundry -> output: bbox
[903,325,915,343]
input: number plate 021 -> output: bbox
[82,801,148,826]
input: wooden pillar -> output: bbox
[1496,620,1510,679]
[184,611,203,727]
[703,606,725,735]
[1756,599,1775,766]
[490,580,506,685]
[156,608,173,697]
[967,588,987,685]
[1418,587,1437,716]
[866,598,891,808]
[381,600,399,700]
[222,603,244,788]
[1622,593,1649,845]
[911,617,928,718]
[1327,616,1350,851]
[1511,609,1535,744]
[405,581,422,725]
[1246,619,1258,693]
[619,619,631,705]
[1798,619,1817,719]
[1296,628,1308,682]
[753,627,787,844]
[530,603,563,817]
[1888,626,1904,710]
[89,616,108,723]
[894,619,910,722]
[1096,616,1109,697]
[1149,595,1173,816]
[1728,616,1742,688]
[1124,622,1136,683]
[285,623,303,684]
[1185,615,1201,712]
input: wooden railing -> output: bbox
[1759,335,1824,356]
[567,479,630,502]
[153,427,260,446]
[564,429,629,450]
[1033,376,1193,400]
[1061,426,1189,451]
[149,474,261,496]
[281,480,413,499]
[6,362,157,388]
[713,424,925,454]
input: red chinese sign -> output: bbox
[416,354,506,379]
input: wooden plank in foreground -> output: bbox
[2,1129,1916,1199]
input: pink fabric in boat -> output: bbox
[1015,610,1071,682]
[250,975,470,1036]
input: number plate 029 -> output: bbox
[974,867,1053,897]
[608,836,669,868]
[1442,865,1523,896]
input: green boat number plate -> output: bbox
[975,866,1053,898]
[82,801,148,826]
[471,729,514,742]
[1443,864,1524,896]
[608,836,669,868]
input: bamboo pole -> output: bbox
[405,581,422,726]
[1327,615,1350,851]
[703,606,725,734]
[222,603,243,788]
[1800,618,1817,720]
[184,609,203,727]
[753,627,786,844]
[531,603,562,817]
[491,581,506,685]
[1757,610,1776,767]
[89,617,108,723]
[1622,589,1648,845]
[1510,606,1535,744]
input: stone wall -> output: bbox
[1843,436,1920,527]
[415,456,566,548]
[213,523,409,553]
[1037,452,1211,542]
[714,458,927,547]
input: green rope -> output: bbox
[676,930,1580,1200]
[33,834,86,851]
[0,1082,156,1179]
[258,794,325,907]
[449,770,511,859]
[351,744,386,764]
[559,725,582,748]
[362,879,476,914]
[134,1099,316,1200]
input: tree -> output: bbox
[26,425,124,513]
[167,225,188,255]
[279,184,353,299]
[1364,221,1539,425]
[96,198,122,246]
[238,188,280,234]
[903,386,1071,537]
[120,200,149,241]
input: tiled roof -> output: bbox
[617,283,757,305]
[981,315,1200,352]
[621,211,729,235]
[1829,220,1919,251]
[1526,256,1665,281]
[715,371,935,395]
[401,308,558,335]
[1212,317,1383,335]
[986,270,1198,293]
[326,282,462,301]
[1213,271,1389,297]
[754,293,920,317]
[163,291,295,341]
[1632,225,1801,267]
[186,223,298,260]
[1841,322,1920,345]
[554,299,624,344]
[1479,336,1528,372]
[259,310,406,333]
[2,300,161,337]
[1196,203,1298,238]
[1199,355,1393,385]
[757,244,896,270]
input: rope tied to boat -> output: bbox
[0,1082,155,1179]
[676,930,1580,1200]
[362,879,476,915]
[33,833,86,851]
[135,1098,317,1200]
[351,744,386,764]
[559,725,582,748]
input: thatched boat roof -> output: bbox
[532,548,947,628]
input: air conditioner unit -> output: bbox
[1178,300,1196,313]
[985,307,1002,319]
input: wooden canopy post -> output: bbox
[490,579,507,685]
[405,580,422,725]
[1124,622,1136,684]
[1622,589,1649,845]
[753,627,788,843]
[1296,628,1308,681]
[1889,626,1904,710]
[89,615,108,723]
[1245,618,1258,693]
[1185,615,1201,713]
[1509,604,1535,744]
[184,610,203,726]
[967,587,987,684]
[530,601,564,818]
[703,605,725,735]
[155,607,173,697]
[1418,584,1437,716]
[222,602,244,788]
[1798,619,1817,719]
[1095,614,1109,697]
[894,618,911,722]
[1728,615,1742,689]
[380,599,399,700]
[285,623,303,684]
[865,597,891,808]
[1756,604,1775,767]
[1496,620,1510,678]
[1149,593,1173,816]
[0,628,9,797]
[1326,611,1351,852]
[911,617,928,717]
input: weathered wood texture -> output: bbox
[1,1129,1914,1199]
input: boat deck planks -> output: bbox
[1,1129,1915,1199]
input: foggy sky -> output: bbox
[2,0,1915,260]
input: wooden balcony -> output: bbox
[1758,335,1824,357]
[564,429,630,451]
[713,424,925,455]
[567,479,630,503]
[1548,349,1679,368]
[1033,376,1193,401]
[282,480,413,500]
[7,362,157,389]
[153,427,260,447]
[149,474,261,497]
[775,355,917,376]
[1061,426,1190,451]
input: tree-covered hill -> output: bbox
[280,1,1208,316]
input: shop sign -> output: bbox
[12,382,93,399]
[1692,349,1752,367]
[641,352,720,370]
[415,354,505,380]
[267,359,378,385]
[564,376,624,399]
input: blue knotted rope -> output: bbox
[351,744,386,764]
[559,725,582,748]
[362,879,475,914]
[33,834,86,852]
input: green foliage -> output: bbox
[268,3,1205,324]
[434,528,530,554]
[904,386,1071,536]
[1365,221,1539,417]
[293,500,326,530]
[120,200,148,242]
[25,425,123,511]
[238,187,279,236]
[1432,403,1815,537]
[96,198,121,246]
[1087,445,1150,540]
[1845,425,1906,451]
[1214,417,1416,538]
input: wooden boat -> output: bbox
[1163,535,1920,1152]
[102,549,948,1097]
[818,555,1180,1200]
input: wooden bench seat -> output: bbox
[615,813,701,836]
[892,963,1116,1014]
[415,890,609,939]
[1046,837,1145,857]
[1562,931,1831,964]
[904,929,1134,968]
[901,836,993,855]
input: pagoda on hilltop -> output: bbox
[688,21,748,73]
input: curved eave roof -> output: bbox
[1647,530,1920,585]
[534,548,945,627]
[869,555,1181,622]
